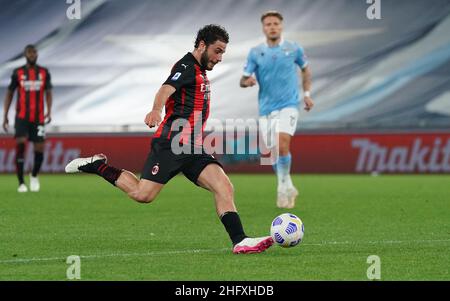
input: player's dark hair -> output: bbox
[261,10,284,23]
[194,24,229,48]
[24,44,36,53]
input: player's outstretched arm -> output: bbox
[145,84,176,128]
[240,75,257,88]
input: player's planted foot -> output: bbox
[17,183,28,193]
[232,236,274,254]
[65,154,107,173]
[277,190,289,208]
[286,186,298,209]
[30,175,40,192]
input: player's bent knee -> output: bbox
[279,142,290,155]
[131,191,157,204]
[279,135,292,156]
[136,194,155,204]
[33,143,45,152]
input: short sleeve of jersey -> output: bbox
[243,49,257,76]
[8,69,18,91]
[295,45,308,70]
[45,69,52,90]
[163,62,195,91]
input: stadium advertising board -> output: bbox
[0,132,449,174]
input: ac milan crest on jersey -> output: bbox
[152,164,160,175]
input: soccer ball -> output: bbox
[270,213,304,247]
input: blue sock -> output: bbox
[277,153,292,189]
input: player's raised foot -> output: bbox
[17,183,28,193]
[276,190,289,208]
[286,186,299,209]
[65,154,107,173]
[233,236,274,254]
[30,175,40,192]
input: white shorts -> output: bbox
[259,107,298,149]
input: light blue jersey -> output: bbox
[243,39,308,116]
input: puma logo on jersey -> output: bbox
[181,64,188,69]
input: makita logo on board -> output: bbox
[352,138,450,173]
[0,141,81,173]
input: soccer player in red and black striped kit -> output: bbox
[65,25,273,254]
[2,44,52,193]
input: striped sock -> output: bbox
[88,160,123,186]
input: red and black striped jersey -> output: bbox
[154,53,211,147]
[8,65,52,124]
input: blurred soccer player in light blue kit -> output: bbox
[240,11,314,209]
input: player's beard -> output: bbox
[269,34,281,43]
[26,57,37,66]
[200,50,212,71]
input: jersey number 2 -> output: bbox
[37,125,45,137]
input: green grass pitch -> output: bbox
[0,174,449,280]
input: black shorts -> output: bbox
[141,139,223,185]
[14,118,45,142]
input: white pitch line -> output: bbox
[0,248,230,264]
[302,239,450,246]
[1,239,449,264]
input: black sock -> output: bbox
[87,160,123,186]
[220,211,247,245]
[15,143,25,184]
[32,151,44,177]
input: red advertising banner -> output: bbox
[0,132,449,174]
[0,135,151,174]
[292,132,450,174]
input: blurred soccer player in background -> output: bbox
[240,11,314,209]
[65,25,273,254]
[2,44,53,193]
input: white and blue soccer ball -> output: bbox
[270,213,304,248]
